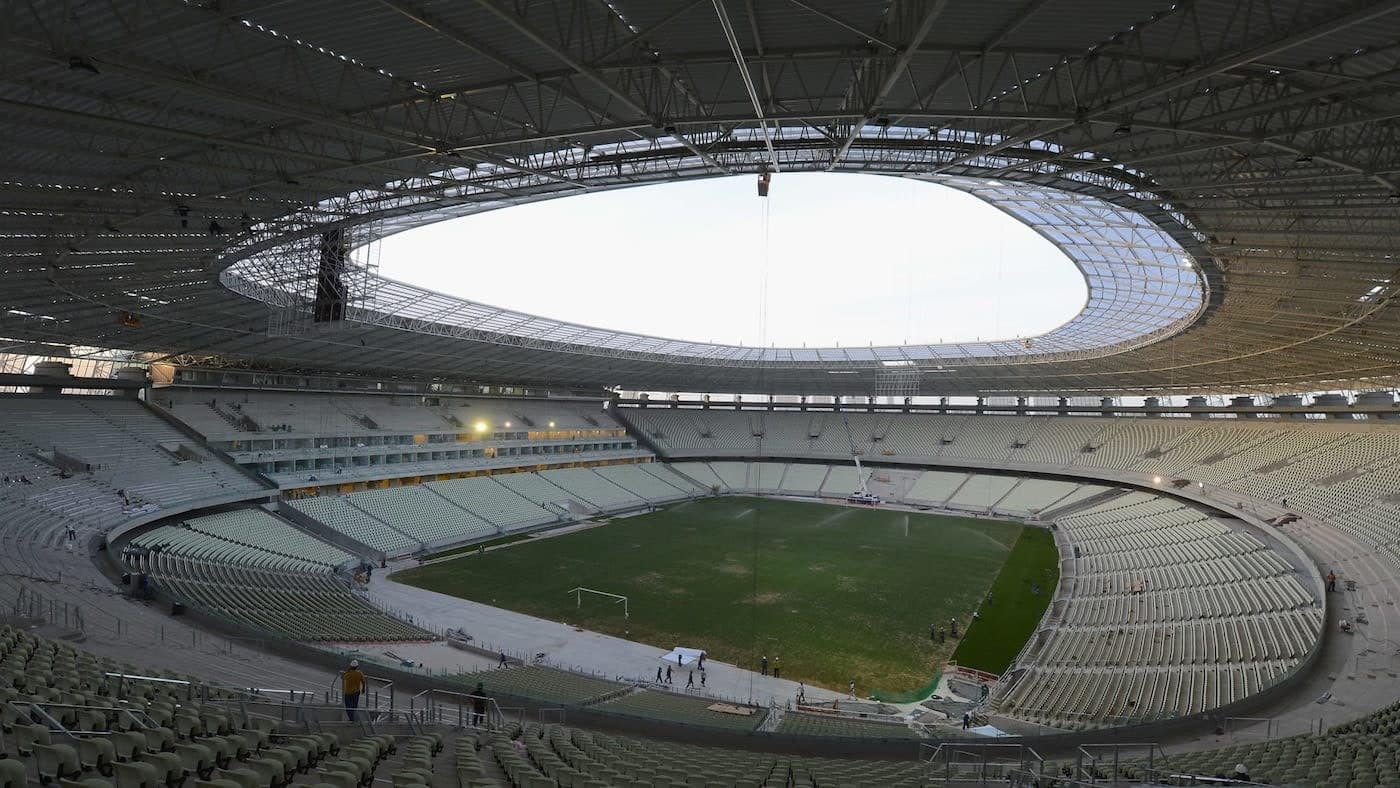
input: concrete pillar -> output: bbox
[29,361,71,395]
[1271,394,1305,419]
[111,367,147,399]
[1312,393,1353,419]
[1185,396,1208,417]
[1354,390,1397,419]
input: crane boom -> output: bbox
[839,410,878,503]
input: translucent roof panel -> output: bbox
[221,168,1205,368]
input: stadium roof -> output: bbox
[3,0,1400,396]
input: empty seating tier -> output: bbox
[156,389,644,488]
[451,666,625,706]
[592,690,767,732]
[341,486,495,547]
[537,467,644,510]
[289,496,421,556]
[426,475,555,532]
[593,464,693,502]
[776,711,920,739]
[993,493,1320,729]
[123,549,430,642]
[0,396,265,529]
[181,509,357,569]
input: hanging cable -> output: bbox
[759,196,771,343]
[747,180,774,706]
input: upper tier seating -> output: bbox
[0,396,264,519]
[158,390,615,437]
[154,389,646,488]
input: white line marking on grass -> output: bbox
[733,507,755,520]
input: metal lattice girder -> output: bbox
[4,0,1400,396]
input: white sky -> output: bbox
[377,173,1087,347]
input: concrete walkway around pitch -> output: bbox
[366,563,845,709]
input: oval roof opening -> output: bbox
[377,173,1088,348]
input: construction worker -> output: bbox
[341,660,366,721]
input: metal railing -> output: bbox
[323,673,395,714]
[1072,742,1170,786]
[14,586,85,631]
[922,742,1047,786]
[17,700,160,736]
[407,688,525,730]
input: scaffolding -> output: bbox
[232,222,383,338]
[876,367,922,402]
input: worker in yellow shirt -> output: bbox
[341,659,365,721]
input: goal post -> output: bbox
[567,587,629,619]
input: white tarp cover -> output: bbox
[967,725,1012,737]
[659,647,704,667]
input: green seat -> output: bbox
[0,759,28,788]
[112,761,161,788]
[35,742,83,784]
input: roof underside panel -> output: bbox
[2,0,1400,396]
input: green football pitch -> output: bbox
[394,495,1057,696]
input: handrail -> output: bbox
[17,701,157,736]
[406,687,516,730]
[326,673,394,713]
[103,671,190,685]
[246,688,316,703]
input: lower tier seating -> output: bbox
[122,550,431,643]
